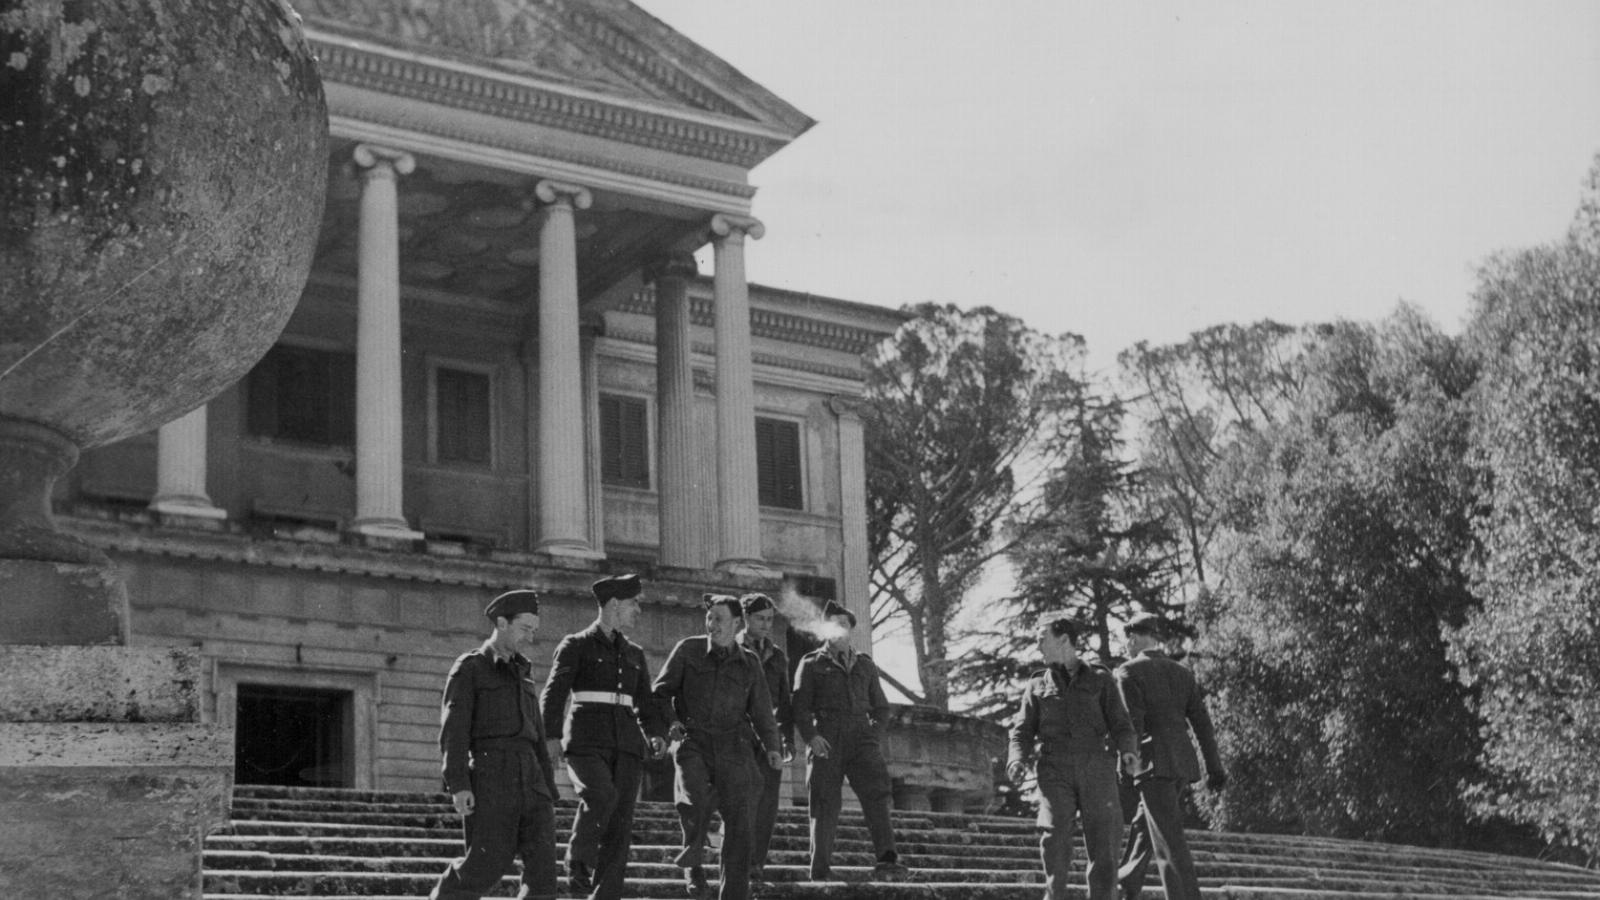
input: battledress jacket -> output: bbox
[1007,660,1138,772]
[540,622,666,758]
[1113,648,1222,783]
[438,642,560,799]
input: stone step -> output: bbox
[203,787,1600,900]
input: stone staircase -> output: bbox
[203,786,1600,900]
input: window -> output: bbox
[246,345,355,447]
[599,393,650,489]
[435,367,492,465]
[756,417,803,509]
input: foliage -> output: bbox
[952,393,1182,724]
[1175,313,1487,846]
[1450,158,1600,859]
[863,303,1088,709]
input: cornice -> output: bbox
[599,330,866,391]
[310,32,788,171]
[329,113,757,207]
[615,292,890,356]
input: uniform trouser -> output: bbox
[1118,775,1201,900]
[750,745,784,875]
[805,721,896,880]
[673,735,759,900]
[564,749,643,900]
[430,748,557,900]
[1035,752,1123,900]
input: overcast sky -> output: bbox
[636,0,1600,373]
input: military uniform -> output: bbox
[1114,646,1224,900]
[541,618,665,900]
[653,634,782,900]
[429,610,560,899]
[792,642,899,880]
[738,628,793,879]
[1008,660,1138,900]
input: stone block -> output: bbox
[0,645,202,722]
[0,559,128,644]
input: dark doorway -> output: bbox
[235,684,353,788]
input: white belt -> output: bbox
[572,690,634,707]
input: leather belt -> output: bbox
[572,690,634,706]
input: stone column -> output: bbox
[648,253,702,568]
[350,144,421,540]
[831,395,873,653]
[709,214,769,574]
[533,180,599,558]
[149,406,225,520]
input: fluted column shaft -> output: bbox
[534,179,597,557]
[832,396,872,652]
[710,214,766,572]
[149,405,224,519]
[649,254,701,568]
[350,144,421,539]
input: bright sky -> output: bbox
[633,1,1600,696]
[636,0,1600,373]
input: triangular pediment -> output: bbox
[296,0,812,137]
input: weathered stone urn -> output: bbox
[0,1,327,896]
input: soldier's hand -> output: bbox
[807,735,831,759]
[766,750,785,770]
[1120,751,1143,775]
[1206,770,1228,791]
[782,738,796,762]
[452,789,475,817]
[1005,761,1028,785]
[648,735,668,758]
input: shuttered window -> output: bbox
[246,345,356,447]
[435,367,492,465]
[599,394,650,489]
[756,417,803,510]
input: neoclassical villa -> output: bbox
[57,0,1000,812]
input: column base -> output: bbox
[150,496,229,521]
[349,519,425,542]
[714,558,779,579]
[535,539,605,560]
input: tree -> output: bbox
[1450,156,1600,859]
[863,303,1088,709]
[953,393,1182,724]
[1192,312,1486,846]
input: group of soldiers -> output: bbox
[1007,611,1227,900]
[428,574,908,900]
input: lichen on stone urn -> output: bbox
[0,0,330,450]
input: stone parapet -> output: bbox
[880,703,1007,814]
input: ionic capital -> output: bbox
[534,179,594,210]
[352,144,416,179]
[827,394,864,420]
[710,213,765,242]
[644,252,700,285]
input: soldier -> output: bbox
[429,589,561,900]
[541,574,669,900]
[737,592,795,885]
[791,600,909,882]
[653,595,786,900]
[1007,613,1140,900]
[1114,613,1226,900]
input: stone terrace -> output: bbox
[204,786,1600,899]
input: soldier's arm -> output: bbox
[1186,679,1225,778]
[650,642,687,732]
[1103,675,1139,758]
[792,658,818,744]
[746,663,781,755]
[774,651,796,750]
[1005,683,1039,774]
[439,657,476,794]
[1114,666,1148,738]
[539,637,578,742]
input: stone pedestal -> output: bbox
[0,646,233,899]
